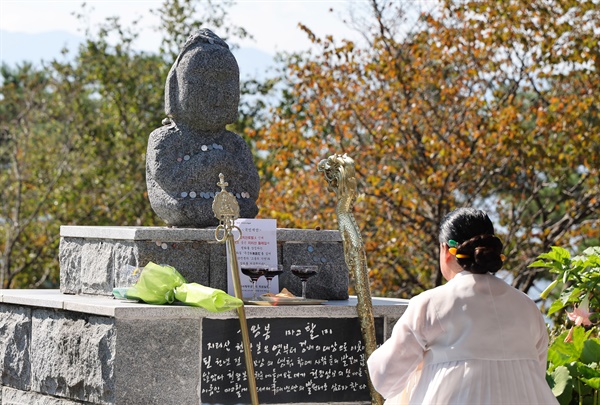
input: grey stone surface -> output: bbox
[281,242,350,300]
[0,292,407,404]
[30,309,115,404]
[130,239,212,287]
[81,241,114,296]
[59,225,217,241]
[111,242,139,289]
[59,227,349,300]
[146,28,260,228]
[60,226,342,242]
[114,318,200,405]
[1,290,63,309]
[0,290,408,320]
[277,228,342,242]
[209,241,228,290]
[60,238,214,295]
[60,238,84,294]
[2,387,93,405]
[0,305,31,391]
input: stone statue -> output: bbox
[146,29,260,227]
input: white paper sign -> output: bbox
[226,218,278,299]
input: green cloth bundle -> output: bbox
[122,262,242,312]
[174,283,243,312]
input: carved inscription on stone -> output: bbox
[201,317,384,404]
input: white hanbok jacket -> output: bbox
[367,272,559,404]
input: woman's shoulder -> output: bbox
[407,284,450,310]
[412,273,537,308]
[486,273,538,300]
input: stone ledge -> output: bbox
[0,290,407,320]
[60,225,342,242]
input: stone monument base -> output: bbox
[0,225,408,404]
[59,226,349,300]
[0,290,407,405]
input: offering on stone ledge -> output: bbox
[118,262,243,312]
[174,282,243,312]
[262,288,296,298]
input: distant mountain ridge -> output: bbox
[0,29,275,79]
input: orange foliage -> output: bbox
[250,0,600,296]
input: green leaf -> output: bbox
[538,246,571,263]
[547,287,581,315]
[562,287,582,305]
[570,326,591,355]
[529,259,552,268]
[548,329,584,367]
[580,376,600,390]
[547,366,572,399]
[582,246,600,257]
[551,246,571,258]
[575,361,600,390]
[581,338,600,365]
[548,299,567,316]
[575,361,599,376]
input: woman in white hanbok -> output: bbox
[368,208,558,405]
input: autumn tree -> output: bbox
[0,64,66,288]
[0,0,258,288]
[251,0,600,297]
[0,24,166,288]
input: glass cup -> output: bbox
[241,267,268,300]
[265,265,284,293]
[290,265,318,299]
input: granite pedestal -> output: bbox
[0,290,407,405]
[0,225,408,404]
[59,226,350,300]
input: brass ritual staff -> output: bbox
[212,173,259,405]
[318,154,384,405]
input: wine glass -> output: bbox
[290,265,319,299]
[241,267,268,300]
[265,265,284,293]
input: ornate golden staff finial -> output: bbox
[213,173,241,242]
[217,173,228,190]
[212,173,259,405]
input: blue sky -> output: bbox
[1,0,365,62]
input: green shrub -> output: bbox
[531,247,599,405]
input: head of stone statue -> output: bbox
[165,29,240,131]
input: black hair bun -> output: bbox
[456,234,504,274]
